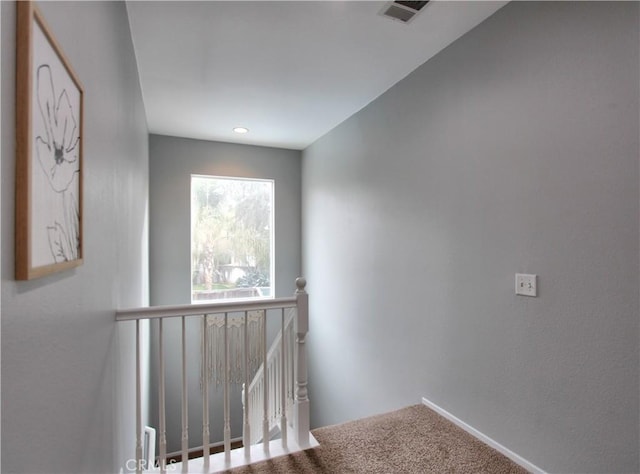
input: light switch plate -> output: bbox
[515,273,537,297]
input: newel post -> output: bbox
[294,277,310,447]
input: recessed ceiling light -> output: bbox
[233,127,249,134]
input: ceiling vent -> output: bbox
[381,1,430,24]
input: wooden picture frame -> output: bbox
[16,1,84,280]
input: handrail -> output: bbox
[115,296,297,321]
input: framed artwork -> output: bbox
[15,1,84,280]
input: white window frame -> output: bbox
[190,174,275,304]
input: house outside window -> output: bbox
[191,175,274,302]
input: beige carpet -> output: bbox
[226,404,528,473]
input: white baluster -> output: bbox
[135,320,142,474]
[268,364,273,425]
[158,319,167,473]
[202,315,210,472]
[224,313,231,462]
[289,320,294,415]
[249,390,254,445]
[262,310,269,451]
[181,316,189,473]
[280,308,287,446]
[294,278,310,447]
[250,385,255,445]
[257,382,262,444]
[272,352,277,422]
[251,382,258,446]
[273,359,278,422]
[285,321,291,419]
[243,311,250,458]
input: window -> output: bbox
[191,175,274,303]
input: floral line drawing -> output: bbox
[15,1,84,280]
[35,64,80,263]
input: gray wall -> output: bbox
[149,134,301,305]
[302,2,639,473]
[148,134,301,452]
[1,2,149,473]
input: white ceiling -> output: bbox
[126,1,507,150]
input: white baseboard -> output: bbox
[421,397,546,474]
[164,436,244,459]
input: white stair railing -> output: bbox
[115,278,312,474]
[244,307,295,446]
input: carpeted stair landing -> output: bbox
[226,404,528,473]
